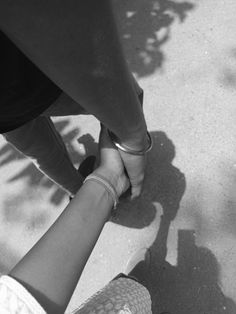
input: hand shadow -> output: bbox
[111,131,186,228]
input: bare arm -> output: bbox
[9,126,129,314]
[10,175,114,313]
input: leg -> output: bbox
[0,1,147,143]
[41,92,87,117]
[3,116,83,197]
[0,1,148,199]
[41,72,143,117]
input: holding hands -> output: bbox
[93,123,152,207]
[93,124,130,199]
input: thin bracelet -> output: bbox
[107,130,153,156]
[84,174,118,209]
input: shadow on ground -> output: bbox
[1,128,184,230]
[111,130,186,229]
[0,119,98,206]
[109,130,236,312]
[2,127,235,312]
[144,223,236,313]
[114,0,196,77]
[0,119,98,274]
[0,129,183,275]
[0,129,184,257]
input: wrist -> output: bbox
[92,167,119,197]
[113,127,149,152]
[118,114,148,150]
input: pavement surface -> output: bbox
[1,0,236,313]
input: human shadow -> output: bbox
[111,130,186,228]
[0,119,98,206]
[113,0,196,77]
[146,226,236,313]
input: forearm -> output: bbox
[10,179,114,314]
[0,0,147,144]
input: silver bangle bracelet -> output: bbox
[84,173,118,209]
[108,130,153,155]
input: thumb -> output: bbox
[128,167,145,200]
[130,182,142,200]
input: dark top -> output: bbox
[0,31,61,133]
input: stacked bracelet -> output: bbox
[83,173,118,209]
[107,130,153,156]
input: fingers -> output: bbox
[99,125,147,200]
[97,125,131,197]
[130,175,145,200]
[119,151,146,200]
[98,125,124,175]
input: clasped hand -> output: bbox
[94,125,147,201]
